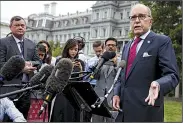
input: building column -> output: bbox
[60,35,62,42]
[108,26,112,37]
[39,33,46,41]
[109,8,112,18]
[53,35,56,42]
[124,9,126,19]
[85,32,89,40]
[57,35,60,42]
[63,34,66,42]
[80,32,84,38]
[97,27,100,38]
[122,27,125,37]
[71,33,74,39]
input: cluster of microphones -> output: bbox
[0,51,126,116]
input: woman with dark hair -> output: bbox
[38,40,56,66]
[49,39,85,122]
[36,44,46,62]
[36,44,47,70]
[61,38,85,73]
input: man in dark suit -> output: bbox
[0,16,41,120]
[113,4,179,122]
[92,38,120,122]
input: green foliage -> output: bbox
[140,0,182,96]
[48,40,63,57]
[48,40,54,50]
[164,99,182,122]
[128,30,134,39]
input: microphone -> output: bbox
[38,58,73,116]
[29,65,54,86]
[91,60,126,112]
[113,60,126,83]
[0,55,25,84]
[86,51,116,81]
[94,51,116,74]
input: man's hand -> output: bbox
[112,56,117,65]
[22,61,37,74]
[145,81,160,106]
[112,95,120,111]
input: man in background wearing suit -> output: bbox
[0,16,41,121]
[113,4,179,122]
[92,37,120,122]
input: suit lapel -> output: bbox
[103,65,108,79]
[125,31,155,81]
[124,41,133,62]
[107,65,114,78]
[9,36,21,55]
[23,38,28,59]
[123,40,133,81]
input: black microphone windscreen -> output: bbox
[0,55,25,81]
[45,58,73,93]
[102,51,116,61]
[30,65,54,86]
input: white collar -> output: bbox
[134,30,151,40]
[12,35,23,44]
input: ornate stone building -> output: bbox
[0,22,10,38]
[25,1,138,56]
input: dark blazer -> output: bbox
[114,31,179,122]
[94,60,117,108]
[0,36,41,99]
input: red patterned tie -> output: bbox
[126,37,141,79]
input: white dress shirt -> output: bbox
[86,56,99,71]
[0,97,26,122]
[131,30,151,54]
[12,35,24,55]
[78,50,89,65]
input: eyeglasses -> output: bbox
[129,14,151,21]
[106,44,116,47]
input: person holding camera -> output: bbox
[50,38,85,122]
[73,36,88,65]
[0,16,41,121]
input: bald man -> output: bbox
[113,3,179,122]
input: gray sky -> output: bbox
[1,1,96,23]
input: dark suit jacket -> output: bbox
[114,31,179,122]
[0,36,41,99]
[94,60,117,109]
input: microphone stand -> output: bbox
[91,74,123,113]
[13,82,32,102]
[0,84,43,99]
[0,84,27,88]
